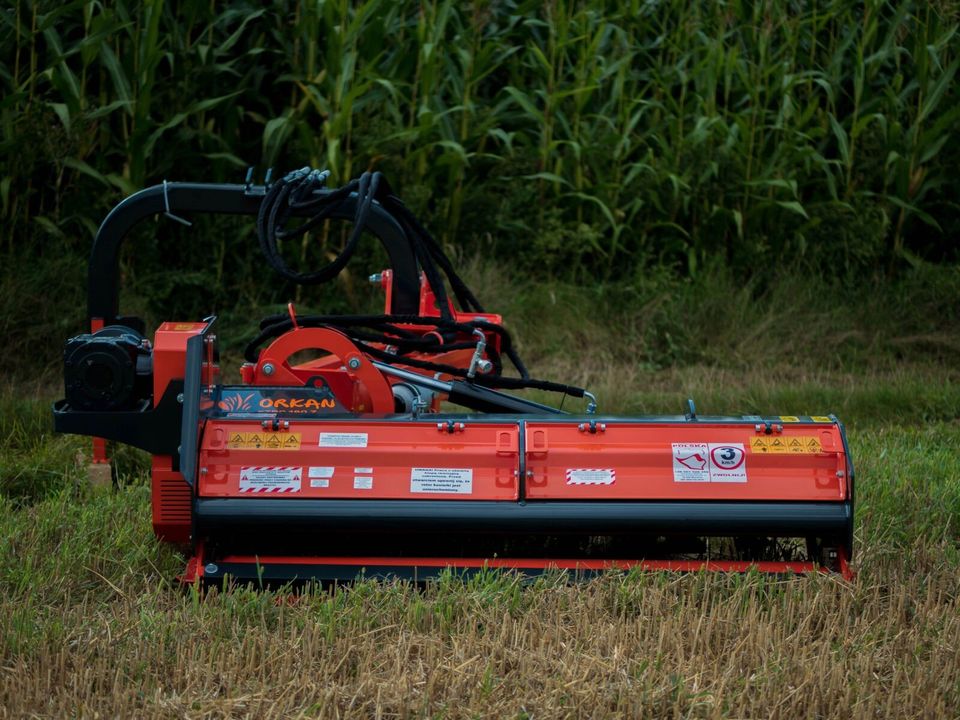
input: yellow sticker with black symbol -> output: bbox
[227,432,301,450]
[779,415,800,422]
[810,415,832,423]
[750,436,822,454]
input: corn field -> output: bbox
[1,0,958,286]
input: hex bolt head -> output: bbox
[348,357,362,370]
[204,563,219,575]
[262,363,275,376]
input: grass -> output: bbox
[2,0,958,288]
[1,352,958,716]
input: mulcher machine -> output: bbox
[54,169,855,583]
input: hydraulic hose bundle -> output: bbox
[255,168,585,398]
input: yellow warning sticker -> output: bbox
[750,436,822,454]
[227,432,301,450]
[779,415,800,422]
[810,416,832,423]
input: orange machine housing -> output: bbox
[53,177,855,586]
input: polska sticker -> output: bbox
[672,443,747,483]
[672,443,710,482]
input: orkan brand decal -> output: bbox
[215,382,340,416]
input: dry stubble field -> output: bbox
[1,363,958,718]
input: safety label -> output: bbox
[779,415,800,422]
[353,476,374,490]
[566,469,615,485]
[708,444,747,482]
[750,436,822,454]
[239,466,302,493]
[310,478,330,488]
[672,443,747,483]
[672,443,710,482]
[228,432,301,450]
[410,468,473,494]
[319,432,368,448]
[810,416,832,423]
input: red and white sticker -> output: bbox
[239,466,302,493]
[671,443,747,483]
[708,443,746,482]
[566,468,615,485]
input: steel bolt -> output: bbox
[348,357,362,370]
[204,563,219,575]
[262,363,275,376]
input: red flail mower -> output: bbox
[54,170,854,584]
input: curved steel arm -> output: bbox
[88,182,421,325]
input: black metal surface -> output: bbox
[88,182,421,325]
[448,381,565,414]
[836,415,856,560]
[52,381,184,457]
[63,325,152,411]
[195,498,852,536]
[179,318,217,486]
[202,561,590,586]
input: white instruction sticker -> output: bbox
[410,468,473,494]
[310,478,330,488]
[707,443,747,483]
[308,466,335,479]
[319,433,368,448]
[671,443,747,483]
[353,476,373,490]
[566,469,615,485]
[240,466,302,493]
[354,467,373,474]
[672,443,710,482]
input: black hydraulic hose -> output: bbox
[255,169,582,399]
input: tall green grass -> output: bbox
[1,0,957,283]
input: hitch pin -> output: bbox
[467,329,493,379]
[584,391,598,415]
[287,302,299,329]
[162,180,193,226]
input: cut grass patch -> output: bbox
[1,366,959,717]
